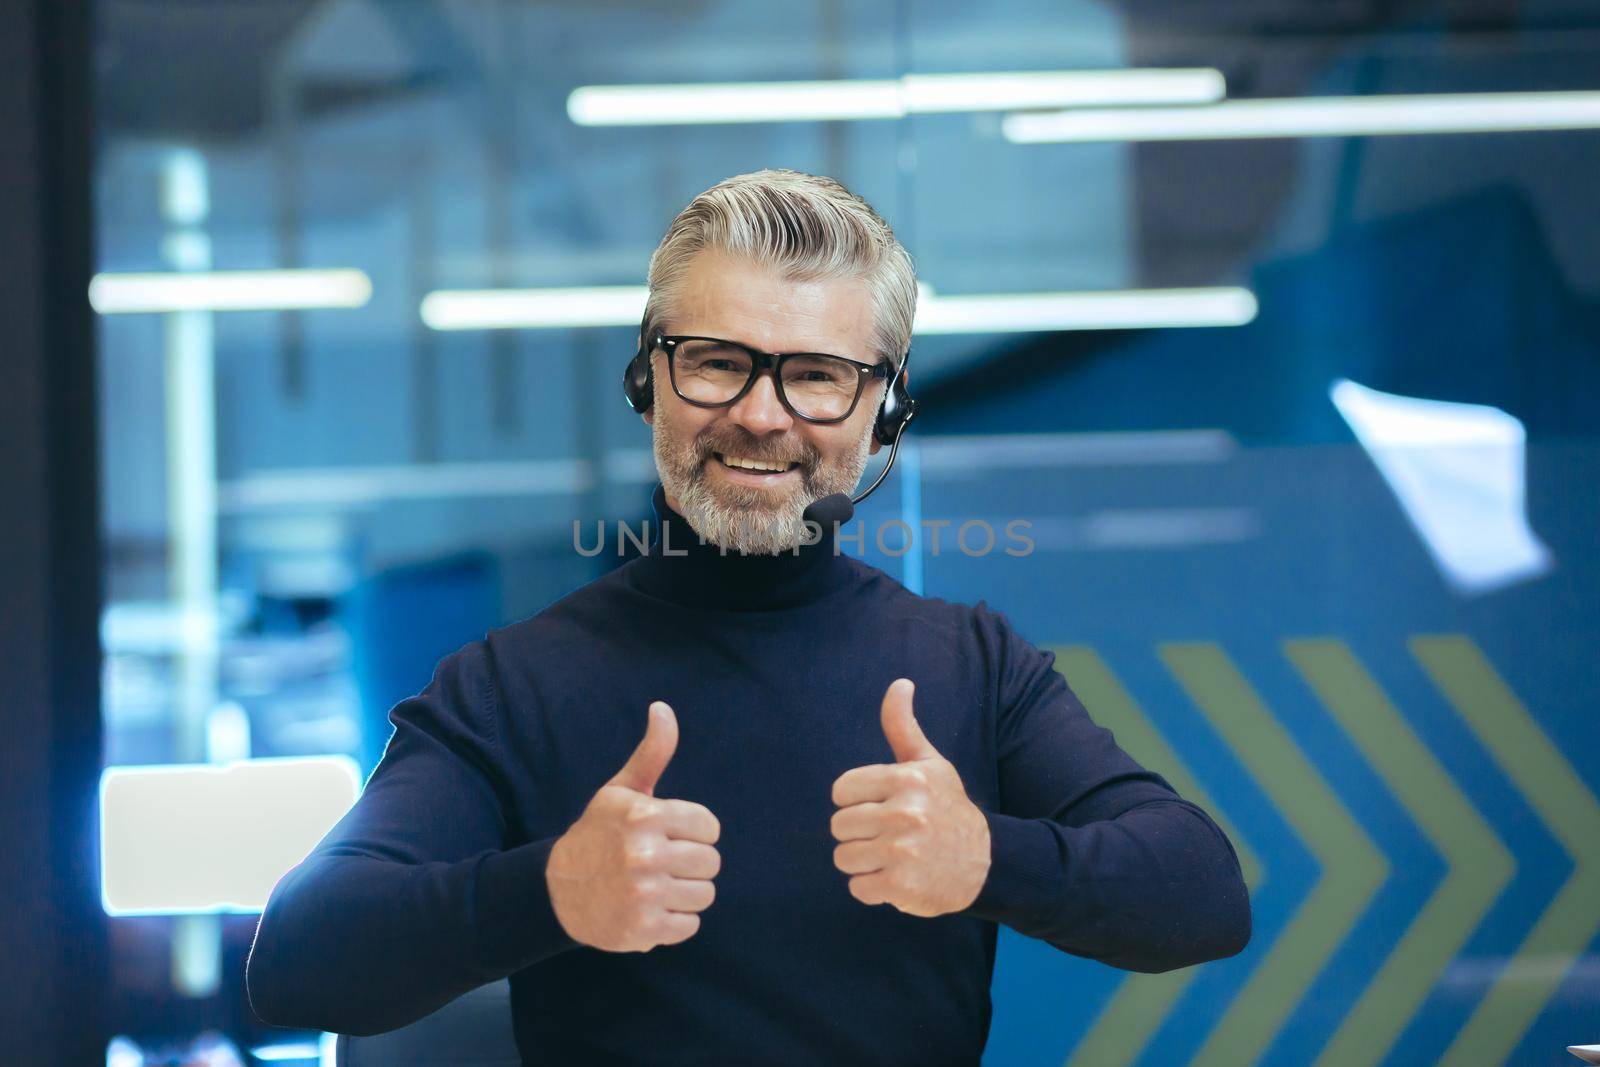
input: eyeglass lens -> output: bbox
[671,339,862,420]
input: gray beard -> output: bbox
[677,479,813,555]
[654,414,876,556]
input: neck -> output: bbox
[629,483,857,611]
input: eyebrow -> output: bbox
[673,333,869,361]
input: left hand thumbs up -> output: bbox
[829,678,992,917]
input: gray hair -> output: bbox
[643,169,917,369]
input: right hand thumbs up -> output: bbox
[546,701,721,953]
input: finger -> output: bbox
[609,701,678,796]
[833,839,885,875]
[653,911,701,946]
[662,878,716,913]
[848,871,890,907]
[656,798,720,844]
[881,678,936,763]
[662,840,721,880]
[831,764,899,807]
[830,801,892,842]
[833,762,930,808]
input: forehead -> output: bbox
[668,249,876,359]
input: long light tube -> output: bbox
[420,285,648,330]
[569,68,1225,126]
[913,287,1257,333]
[89,269,373,313]
[1004,90,1600,143]
[421,285,1257,333]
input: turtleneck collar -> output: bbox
[626,483,860,612]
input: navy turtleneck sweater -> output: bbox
[247,485,1250,1064]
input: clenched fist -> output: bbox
[546,701,722,952]
[830,678,992,918]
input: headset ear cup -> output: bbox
[624,312,657,414]
[873,385,897,445]
[623,348,654,413]
[874,361,914,445]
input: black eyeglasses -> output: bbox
[651,332,892,424]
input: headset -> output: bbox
[622,314,918,511]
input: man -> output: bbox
[246,169,1250,1064]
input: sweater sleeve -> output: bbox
[245,640,580,1036]
[954,606,1251,972]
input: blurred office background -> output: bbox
[4,0,1598,1063]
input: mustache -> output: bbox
[695,432,817,470]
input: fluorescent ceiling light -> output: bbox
[89,269,372,313]
[99,756,361,915]
[421,285,1256,333]
[220,458,591,511]
[421,285,648,330]
[914,287,1257,332]
[1020,507,1261,551]
[249,1043,325,1062]
[1004,90,1600,143]
[917,430,1238,471]
[1330,378,1553,595]
[568,68,1224,126]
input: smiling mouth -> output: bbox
[710,452,801,477]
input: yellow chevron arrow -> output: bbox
[1161,642,1388,1067]
[1412,635,1600,1066]
[1051,647,1263,1067]
[1284,638,1513,1067]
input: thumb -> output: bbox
[880,678,936,763]
[610,701,678,795]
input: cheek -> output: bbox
[813,422,869,466]
[658,400,711,448]
[837,410,878,454]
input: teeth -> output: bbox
[720,454,791,473]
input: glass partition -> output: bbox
[94,1,1600,1063]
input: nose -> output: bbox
[726,369,794,436]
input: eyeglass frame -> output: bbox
[649,330,894,425]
